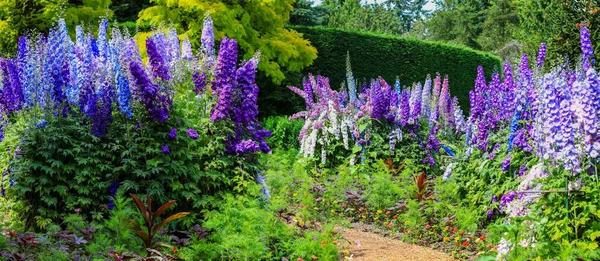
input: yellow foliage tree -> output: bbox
[138,0,317,83]
[0,0,112,55]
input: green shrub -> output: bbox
[180,192,341,261]
[262,116,304,151]
[4,94,257,230]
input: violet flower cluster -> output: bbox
[290,61,465,164]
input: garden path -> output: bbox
[343,228,455,261]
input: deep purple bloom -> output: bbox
[487,210,494,219]
[210,38,238,122]
[146,37,170,81]
[129,61,171,123]
[580,23,595,65]
[371,80,386,119]
[501,157,511,171]
[234,140,260,154]
[168,128,177,139]
[519,164,528,176]
[536,43,546,68]
[192,72,207,94]
[161,144,170,155]
[108,180,119,210]
[186,128,199,140]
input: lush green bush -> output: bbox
[258,26,501,116]
[262,116,305,151]
[180,192,341,261]
[4,97,255,230]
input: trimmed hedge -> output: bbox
[257,26,501,117]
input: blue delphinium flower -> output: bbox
[256,172,271,201]
[36,119,48,129]
[440,144,455,157]
[113,48,132,118]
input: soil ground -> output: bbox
[343,228,456,261]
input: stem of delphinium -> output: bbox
[565,175,569,242]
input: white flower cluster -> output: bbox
[442,162,456,180]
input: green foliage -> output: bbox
[515,0,600,66]
[179,192,340,261]
[259,26,501,115]
[262,116,304,151]
[138,0,318,83]
[289,0,330,26]
[413,0,519,55]
[326,0,403,35]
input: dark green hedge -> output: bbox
[257,26,501,117]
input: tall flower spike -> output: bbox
[346,52,357,103]
[536,43,546,68]
[580,23,595,65]
[146,37,170,81]
[201,12,215,69]
[210,38,238,122]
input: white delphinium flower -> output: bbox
[442,163,456,180]
[496,237,512,260]
[349,156,356,166]
[328,100,340,140]
[341,116,350,150]
[319,137,327,165]
[303,129,318,158]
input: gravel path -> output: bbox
[343,228,456,261]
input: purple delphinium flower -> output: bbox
[161,144,170,155]
[236,57,259,125]
[210,38,238,122]
[487,210,494,219]
[500,191,517,209]
[370,80,386,119]
[234,140,260,154]
[168,128,177,139]
[129,61,171,123]
[186,128,199,140]
[580,23,596,65]
[192,72,207,95]
[201,13,215,62]
[399,90,410,126]
[0,59,24,114]
[536,43,547,68]
[519,164,528,176]
[146,37,170,81]
[501,156,511,171]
